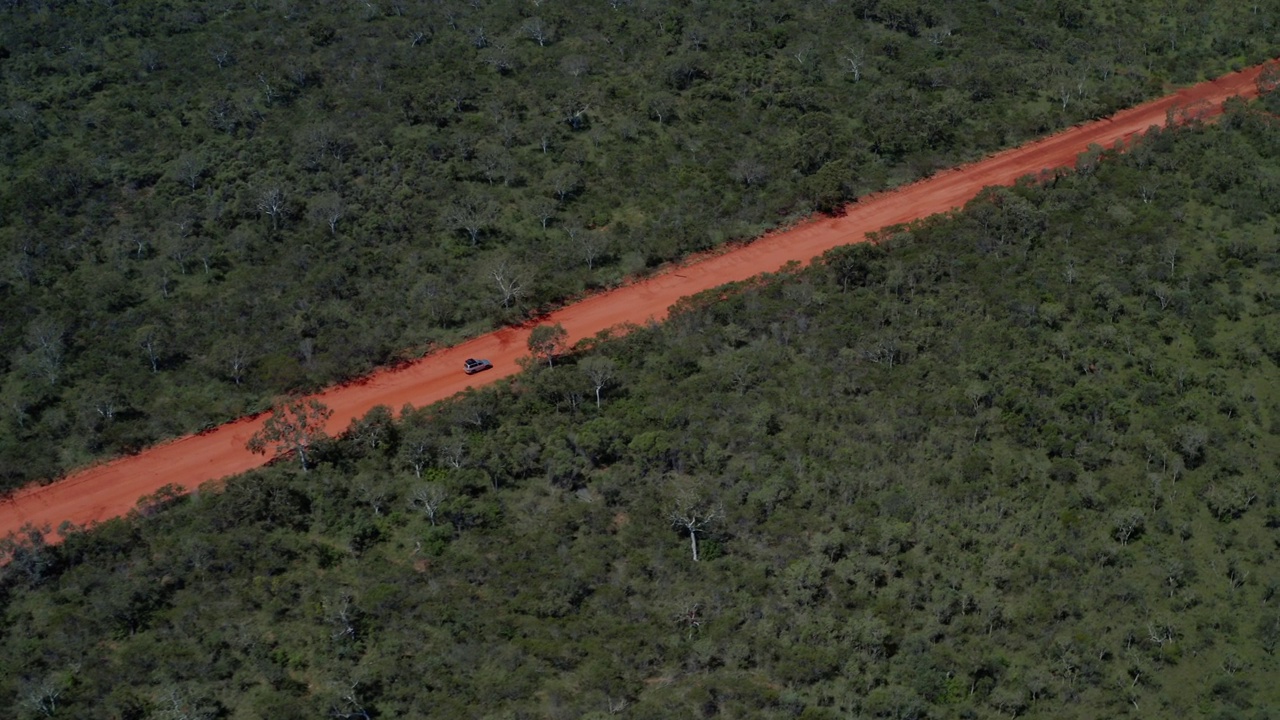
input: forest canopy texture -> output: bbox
[2,0,1279,490]
[2,97,1278,719]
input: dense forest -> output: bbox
[2,95,1278,718]
[3,0,1279,490]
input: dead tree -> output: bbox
[670,494,720,562]
[580,355,617,408]
[409,484,447,526]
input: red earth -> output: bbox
[1,63,1272,543]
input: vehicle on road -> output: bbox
[463,358,493,375]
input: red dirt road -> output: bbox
[1,64,1271,542]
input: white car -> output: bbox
[463,358,493,375]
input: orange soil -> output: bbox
[1,64,1271,543]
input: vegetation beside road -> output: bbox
[2,99,1278,718]
[3,0,1278,491]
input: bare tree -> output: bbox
[487,255,528,309]
[674,601,703,639]
[139,47,162,72]
[246,398,334,471]
[551,168,582,201]
[496,114,522,148]
[257,72,279,106]
[670,492,720,562]
[357,479,390,516]
[326,677,373,720]
[409,484,448,526]
[154,685,221,720]
[158,269,174,299]
[649,94,676,124]
[173,154,206,190]
[89,384,120,423]
[24,318,65,385]
[474,143,512,185]
[482,42,516,74]
[580,355,617,408]
[346,405,394,455]
[522,17,554,46]
[398,431,432,478]
[1151,283,1173,311]
[445,194,498,246]
[730,157,769,187]
[196,236,217,275]
[1139,183,1157,204]
[309,192,347,235]
[1057,82,1073,110]
[860,337,902,369]
[927,26,952,47]
[1160,243,1179,278]
[131,233,150,260]
[136,324,166,372]
[1,379,33,429]
[165,217,198,275]
[286,62,314,90]
[560,54,591,79]
[439,441,467,470]
[532,196,557,230]
[1147,620,1177,649]
[791,40,813,65]
[206,97,238,134]
[324,592,359,641]
[227,346,250,385]
[1175,423,1208,465]
[841,46,865,82]
[257,187,288,230]
[1062,258,1078,285]
[208,43,235,69]
[297,123,349,169]
[1112,509,1145,545]
[558,101,590,131]
[19,676,63,718]
[298,337,317,368]
[567,225,609,270]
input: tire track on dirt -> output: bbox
[1,63,1271,542]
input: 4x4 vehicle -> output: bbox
[463,358,493,375]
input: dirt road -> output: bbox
[1,63,1270,542]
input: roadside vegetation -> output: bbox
[2,0,1278,490]
[2,98,1277,718]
